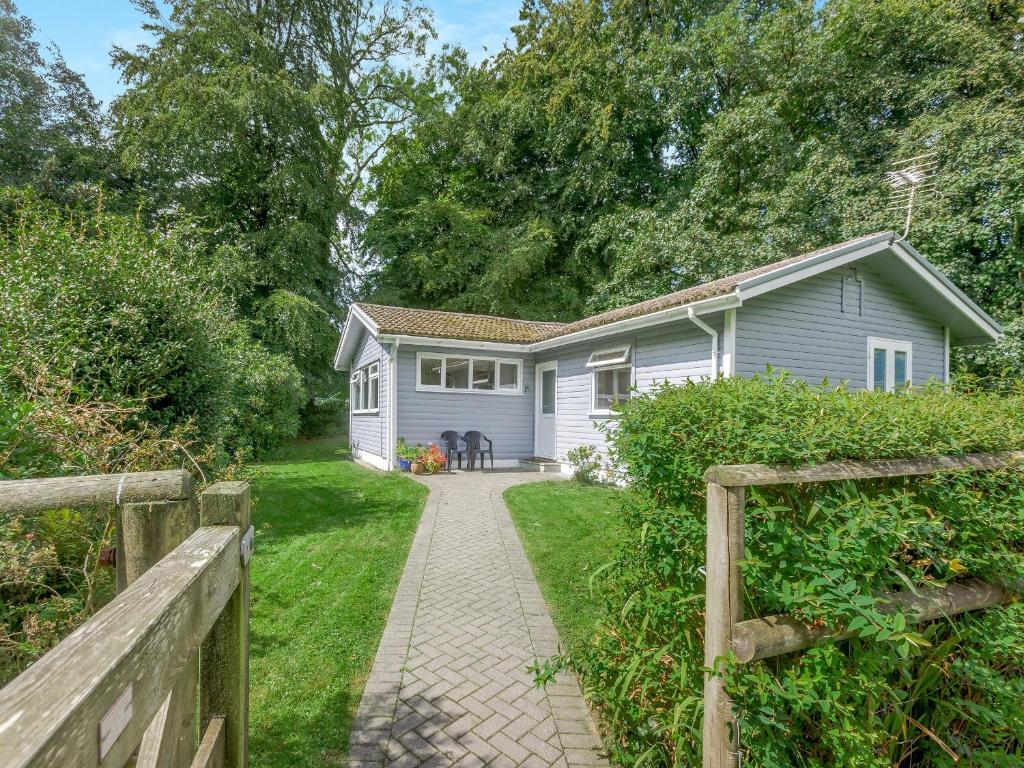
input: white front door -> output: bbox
[534,362,557,459]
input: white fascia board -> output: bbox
[334,305,382,371]
[888,240,1002,342]
[735,235,894,301]
[528,293,742,352]
[377,335,530,354]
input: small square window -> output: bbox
[498,362,519,390]
[472,359,495,390]
[419,357,442,387]
[445,357,470,389]
[594,366,631,411]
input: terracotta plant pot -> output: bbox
[411,461,424,474]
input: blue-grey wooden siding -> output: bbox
[535,319,722,464]
[734,264,947,387]
[348,328,389,459]
[394,345,536,461]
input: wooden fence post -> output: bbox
[120,496,200,768]
[703,482,746,768]
[199,482,251,768]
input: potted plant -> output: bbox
[395,438,417,471]
[419,443,448,474]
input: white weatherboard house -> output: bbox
[334,232,1001,472]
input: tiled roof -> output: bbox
[355,303,567,344]
[354,232,891,345]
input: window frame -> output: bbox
[866,337,913,392]
[588,345,634,416]
[351,360,381,415]
[415,352,524,395]
[585,344,632,368]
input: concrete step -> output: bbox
[518,458,562,473]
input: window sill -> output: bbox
[588,412,621,420]
[415,386,523,396]
[351,409,380,416]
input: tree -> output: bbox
[113,0,434,409]
[0,0,117,204]
[363,0,1024,375]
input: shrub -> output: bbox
[569,372,1024,767]
[567,444,601,484]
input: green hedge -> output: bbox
[571,373,1024,767]
[0,188,306,465]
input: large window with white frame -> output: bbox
[589,344,633,414]
[416,353,523,394]
[350,361,380,414]
[867,338,912,391]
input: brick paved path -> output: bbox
[348,471,608,768]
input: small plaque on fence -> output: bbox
[99,683,133,758]
[240,524,255,566]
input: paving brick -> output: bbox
[347,472,607,767]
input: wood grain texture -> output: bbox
[0,471,193,515]
[189,718,224,768]
[125,498,199,768]
[731,579,1015,663]
[199,483,251,768]
[704,451,1024,488]
[703,482,743,768]
[0,526,240,768]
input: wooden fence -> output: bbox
[701,451,1024,768]
[0,470,253,768]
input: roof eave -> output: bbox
[334,305,381,370]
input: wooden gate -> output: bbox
[0,470,253,768]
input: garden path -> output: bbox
[347,470,607,768]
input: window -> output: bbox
[867,338,912,391]
[586,345,631,368]
[351,361,380,414]
[498,362,519,391]
[416,353,523,395]
[589,345,633,413]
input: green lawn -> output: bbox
[247,435,428,768]
[504,480,623,650]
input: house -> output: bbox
[333,231,1001,472]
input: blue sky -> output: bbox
[17,0,521,108]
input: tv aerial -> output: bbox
[885,152,938,241]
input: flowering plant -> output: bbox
[419,443,447,473]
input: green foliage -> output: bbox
[0,1,127,208]
[365,0,1024,375]
[567,444,602,484]
[112,0,433,416]
[569,373,1024,766]
[0,187,304,461]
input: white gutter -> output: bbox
[688,308,719,377]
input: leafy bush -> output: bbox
[569,372,1024,767]
[0,187,306,459]
[567,444,601,484]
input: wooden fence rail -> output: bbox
[701,451,1024,768]
[0,471,251,768]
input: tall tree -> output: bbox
[113,0,433,402]
[0,0,115,203]
[364,0,1024,374]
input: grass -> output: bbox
[247,433,428,768]
[503,480,623,650]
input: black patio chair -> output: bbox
[463,431,494,470]
[440,430,466,471]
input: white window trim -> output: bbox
[590,363,633,416]
[415,352,524,395]
[866,337,913,392]
[351,361,380,414]
[585,344,632,368]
